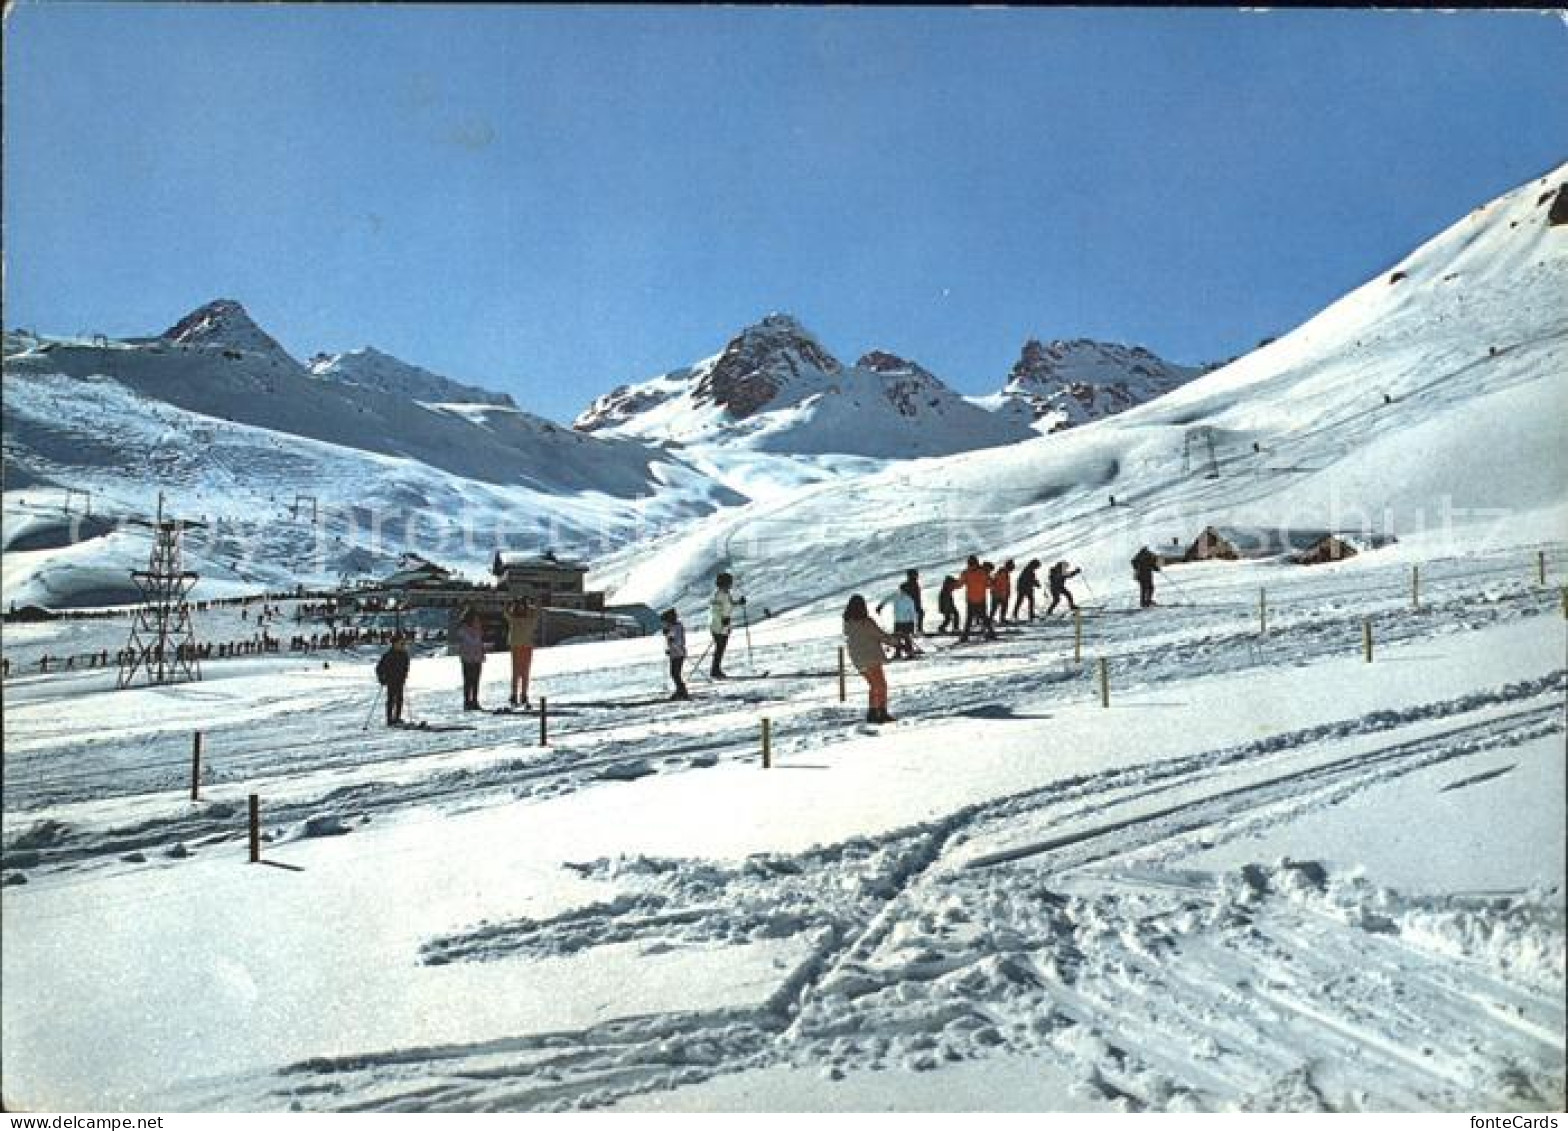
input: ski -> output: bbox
[568,696,679,710]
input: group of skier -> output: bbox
[374,596,542,725]
[931,556,1084,645]
[654,555,1105,727]
[659,570,746,701]
[371,547,1164,729]
[832,555,1088,724]
[835,548,1165,723]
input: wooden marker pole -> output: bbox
[539,697,549,747]
[838,647,847,703]
[190,731,203,802]
[248,794,261,863]
[1539,550,1548,586]
[1363,620,1374,663]
[761,718,772,769]
[1259,588,1268,636]
[1098,658,1109,708]
[1412,565,1421,611]
[1074,608,1083,665]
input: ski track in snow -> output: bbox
[4,558,1560,871]
[190,693,1564,1113]
[8,547,1557,1112]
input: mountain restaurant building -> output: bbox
[491,551,605,612]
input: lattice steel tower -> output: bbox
[118,494,204,689]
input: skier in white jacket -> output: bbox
[708,571,745,679]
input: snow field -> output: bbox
[3,545,1564,1111]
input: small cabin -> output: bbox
[1181,525,1396,564]
[1185,527,1243,562]
[491,550,604,612]
[1293,535,1362,566]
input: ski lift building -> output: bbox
[491,551,604,611]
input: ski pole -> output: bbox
[741,600,754,666]
[690,636,713,680]
[361,686,383,731]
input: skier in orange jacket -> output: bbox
[959,557,997,642]
[990,560,1015,625]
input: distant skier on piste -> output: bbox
[959,557,997,641]
[1131,547,1161,608]
[375,632,410,727]
[709,571,745,679]
[937,576,961,634]
[1013,558,1042,621]
[843,594,898,724]
[1046,560,1081,615]
[661,608,690,700]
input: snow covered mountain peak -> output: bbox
[992,337,1204,432]
[689,313,844,419]
[160,298,298,364]
[1004,338,1185,395]
[574,316,1032,460]
[307,346,516,408]
[855,351,952,418]
[856,349,926,376]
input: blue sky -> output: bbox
[5,6,1567,421]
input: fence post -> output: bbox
[190,731,203,802]
[1098,658,1109,708]
[761,717,772,769]
[539,697,549,747]
[1363,620,1374,663]
[1540,550,1548,586]
[1259,588,1268,636]
[248,794,261,863]
[1074,608,1083,665]
[1412,565,1421,610]
[838,647,846,703]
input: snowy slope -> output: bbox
[3,307,700,490]
[596,163,1568,620]
[308,346,517,408]
[0,380,738,606]
[2,302,745,604]
[575,314,1035,460]
[975,338,1208,433]
[2,544,1562,1111]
